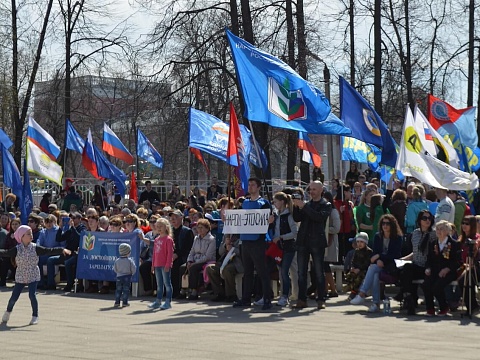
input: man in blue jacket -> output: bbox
[233,178,272,310]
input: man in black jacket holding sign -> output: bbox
[293,181,332,310]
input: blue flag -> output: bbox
[137,129,163,169]
[249,140,269,171]
[0,129,13,150]
[1,145,22,200]
[93,143,127,197]
[226,29,351,136]
[65,119,85,153]
[341,136,381,171]
[339,76,397,167]
[189,108,250,192]
[20,160,33,225]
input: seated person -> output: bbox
[0,218,19,286]
[345,232,373,301]
[350,214,403,312]
[37,214,64,289]
[424,220,462,316]
[179,219,216,300]
[51,212,86,292]
[206,234,243,302]
[396,210,434,315]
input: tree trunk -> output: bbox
[229,0,239,36]
[297,0,310,185]
[285,0,297,185]
[11,0,22,167]
[404,0,414,110]
[374,0,382,117]
[467,0,474,106]
[240,0,271,180]
[349,0,355,86]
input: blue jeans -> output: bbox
[280,251,296,297]
[297,245,325,302]
[47,255,63,286]
[64,255,78,286]
[359,264,382,304]
[115,275,132,305]
[155,267,172,304]
[7,282,38,316]
[38,255,49,286]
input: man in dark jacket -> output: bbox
[57,212,87,292]
[169,209,194,298]
[293,181,332,310]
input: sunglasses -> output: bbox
[462,221,470,225]
[28,219,35,223]
[421,216,433,221]
[381,222,391,226]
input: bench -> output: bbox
[330,264,344,293]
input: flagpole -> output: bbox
[339,138,344,202]
[187,147,191,198]
[227,165,232,202]
[247,119,272,202]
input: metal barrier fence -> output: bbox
[1,177,315,208]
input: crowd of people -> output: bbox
[0,165,479,324]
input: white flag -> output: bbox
[413,106,459,168]
[396,106,478,190]
[27,140,63,186]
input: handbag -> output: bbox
[181,270,189,288]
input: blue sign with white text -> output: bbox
[76,231,140,282]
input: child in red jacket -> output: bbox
[147,218,174,310]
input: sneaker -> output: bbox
[277,296,288,307]
[261,299,272,310]
[253,298,264,306]
[148,301,161,309]
[29,316,38,325]
[350,295,365,305]
[437,308,449,317]
[426,309,435,317]
[113,303,121,308]
[368,304,379,313]
[327,292,338,298]
[317,301,326,310]
[122,303,130,308]
[347,293,356,302]
[160,303,171,310]
[2,311,10,323]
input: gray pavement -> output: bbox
[0,286,478,360]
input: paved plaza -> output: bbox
[0,287,477,359]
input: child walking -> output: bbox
[0,225,70,325]
[146,218,174,310]
[113,243,137,307]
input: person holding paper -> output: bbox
[233,177,272,310]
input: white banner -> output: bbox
[223,209,270,234]
[27,140,63,186]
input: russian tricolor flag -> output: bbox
[102,123,133,164]
[298,132,321,168]
[226,102,243,167]
[27,117,61,160]
[82,129,100,179]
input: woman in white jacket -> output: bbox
[324,191,341,298]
